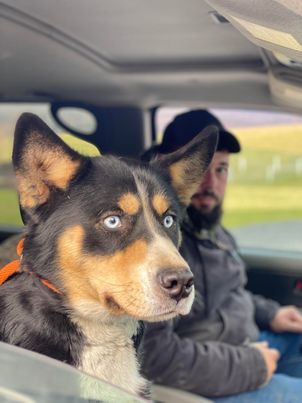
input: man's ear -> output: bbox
[13,113,87,216]
[153,126,218,205]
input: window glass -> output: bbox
[57,107,97,135]
[156,107,302,252]
[0,341,145,402]
[0,104,99,227]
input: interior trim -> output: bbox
[241,247,302,274]
[0,3,263,73]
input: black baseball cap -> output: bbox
[158,109,241,154]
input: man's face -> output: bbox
[191,151,229,214]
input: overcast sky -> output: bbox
[156,107,302,135]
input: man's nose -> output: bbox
[202,171,215,189]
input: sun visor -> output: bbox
[206,0,302,62]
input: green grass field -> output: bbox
[223,124,302,227]
[1,124,302,228]
[0,188,22,226]
[223,184,302,227]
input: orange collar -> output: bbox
[0,238,61,295]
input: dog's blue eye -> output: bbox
[163,215,174,228]
[104,216,121,229]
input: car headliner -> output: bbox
[0,0,279,110]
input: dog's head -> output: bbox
[13,113,217,322]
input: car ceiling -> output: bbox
[0,0,301,111]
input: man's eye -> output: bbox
[103,216,122,229]
[163,215,174,228]
[217,167,228,175]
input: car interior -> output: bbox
[1,1,302,402]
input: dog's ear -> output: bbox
[153,126,218,205]
[13,113,86,215]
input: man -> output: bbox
[141,110,302,402]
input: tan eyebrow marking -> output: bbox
[118,192,140,215]
[152,193,169,216]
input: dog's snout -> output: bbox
[157,269,194,302]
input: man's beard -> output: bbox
[187,203,223,231]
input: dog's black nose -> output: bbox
[157,269,194,302]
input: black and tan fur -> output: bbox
[0,113,217,396]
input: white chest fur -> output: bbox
[74,312,146,396]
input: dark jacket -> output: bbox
[140,221,280,397]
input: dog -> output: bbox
[0,113,217,397]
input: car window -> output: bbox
[0,341,146,403]
[0,103,99,227]
[156,107,302,253]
